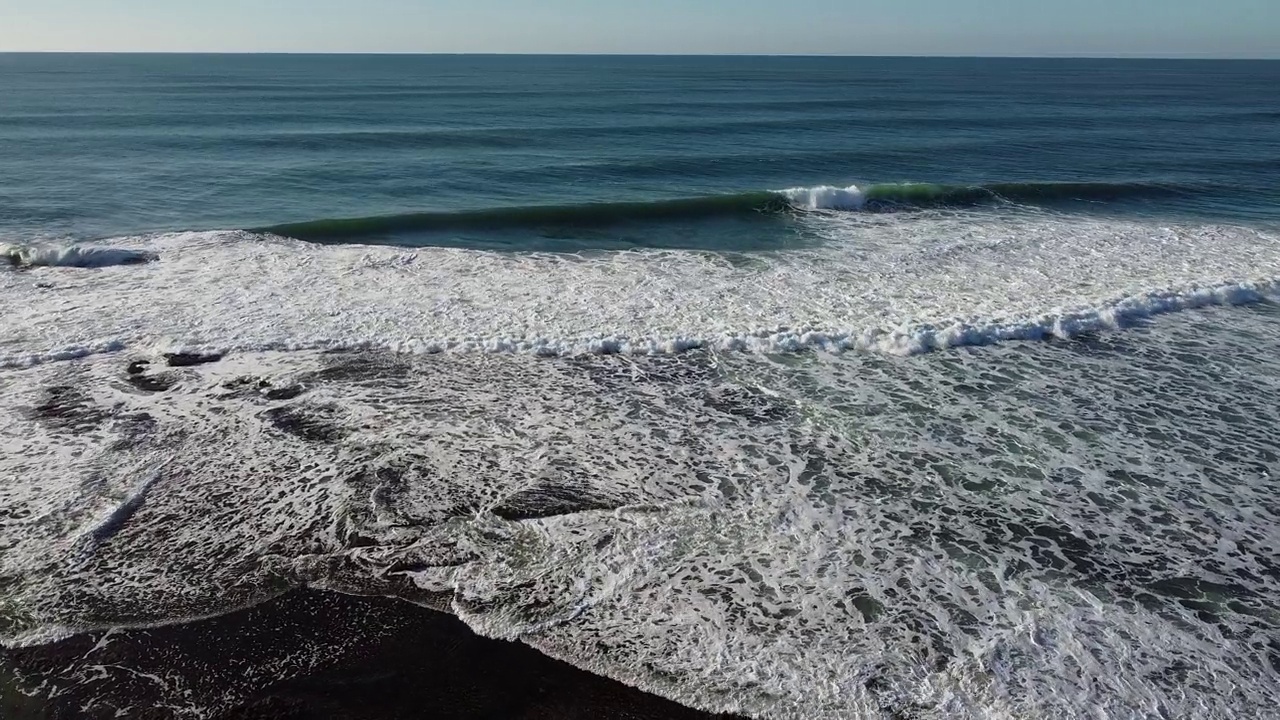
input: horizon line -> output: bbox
[1,51,1277,61]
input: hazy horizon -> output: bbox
[1,0,1276,58]
[2,51,1279,60]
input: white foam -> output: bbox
[3,210,1279,718]
[0,340,128,369]
[3,276,1274,369]
[0,215,1277,369]
[1,242,157,269]
[6,322,1279,718]
[779,184,867,210]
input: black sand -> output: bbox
[2,590,745,720]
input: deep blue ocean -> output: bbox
[3,55,1280,720]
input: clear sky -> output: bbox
[1,0,1277,57]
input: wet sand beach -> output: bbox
[2,590,744,720]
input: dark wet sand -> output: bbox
[2,590,745,720]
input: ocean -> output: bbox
[2,54,1279,719]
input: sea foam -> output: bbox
[5,317,1280,719]
[2,242,157,269]
[0,214,1277,370]
[3,277,1273,370]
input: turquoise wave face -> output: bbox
[1,55,1278,244]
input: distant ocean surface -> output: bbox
[2,55,1280,719]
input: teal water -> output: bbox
[3,55,1280,720]
[2,54,1279,246]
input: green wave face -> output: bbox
[859,181,1190,208]
[257,181,1195,245]
[258,192,788,243]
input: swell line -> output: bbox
[256,192,787,242]
[256,180,1198,244]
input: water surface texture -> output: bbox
[2,55,1280,720]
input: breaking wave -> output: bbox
[2,243,157,269]
[258,180,1192,243]
[2,278,1275,369]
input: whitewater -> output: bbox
[5,182,1280,718]
[2,193,1278,369]
[4,52,1280,720]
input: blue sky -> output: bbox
[1,0,1277,57]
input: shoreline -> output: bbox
[2,589,746,720]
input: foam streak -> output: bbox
[2,279,1274,368]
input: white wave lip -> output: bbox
[1,242,157,268]
[779,184,868,211]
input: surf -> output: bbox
[256,192,790,244]
[257,180,1195,244]
[1,210,1276,370]
[1,243,157,269]
[2,276,1275,370]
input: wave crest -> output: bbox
[2,243,157,269]
[786,180,1191,211]
[257,180,1196,244]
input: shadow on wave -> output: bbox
[255,180,1198,249]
